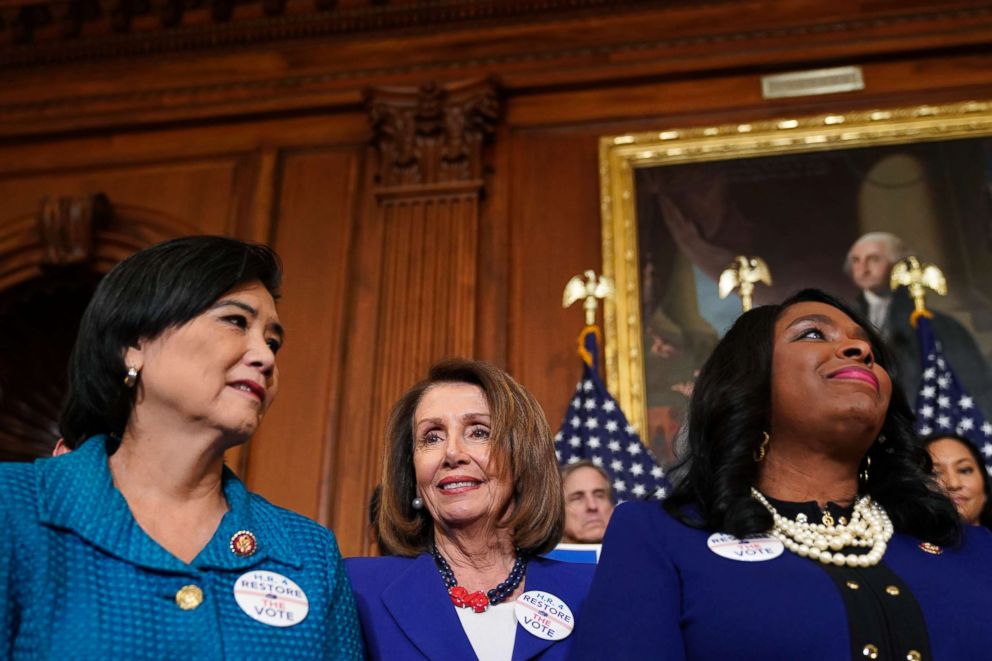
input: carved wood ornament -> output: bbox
[369,79,499,191]
[0,0,667,64]
[38,193,109,266]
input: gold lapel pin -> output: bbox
[230,530,258,558]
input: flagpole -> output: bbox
[557,270,670,501]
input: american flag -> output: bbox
[914,315,992,472]
[554,326,669,501]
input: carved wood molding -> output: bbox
[368,79,499,191]
[0,0,684,67]
[0,196,195,292]
[4,2,992,138]
[37,193,109,266]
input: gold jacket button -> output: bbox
[862,643,879,659]
[885,585,901,596]
[846,580,860,590]
[176,585,204,610]
[907,651,922,661]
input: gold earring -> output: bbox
[753,432,770,462]
[124,366,139,388]
[859,454,871,488]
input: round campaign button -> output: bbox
[513,590,575,641]
[233,570,309,627]
[707,532,784,562]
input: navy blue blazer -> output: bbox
[570,501,992,660]
[346,553,594,660]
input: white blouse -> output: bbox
[455,601,517,661]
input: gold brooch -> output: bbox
[230,530,258,557]
[918,542,942,555]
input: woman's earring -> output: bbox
[859,455,872,489]
[753,432,770,462]
[123,366,139,388]
[411,497,424,510]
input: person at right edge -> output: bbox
[570,289,992,660]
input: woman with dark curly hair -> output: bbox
[925,433,992,529]
[571,289,992,660]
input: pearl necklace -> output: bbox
[750,488,894,567]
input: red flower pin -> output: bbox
[467,591,489,613]
[449,586,469,608]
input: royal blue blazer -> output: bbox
[569,501,992,660]
[346,553,594,660]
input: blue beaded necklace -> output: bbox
[430,545,528,613]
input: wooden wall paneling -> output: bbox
[230,147,280,245]
[6,1,992,138]
[0,157,242,291]
[506,53,992,130]
[331,153,388,557]
[0,114,372,176]
[330,80,498,556]
[475,122,511,367]
[0,158,238,235]
[245,143,364,522]
[507,126,602,438]
[222,147,283,475]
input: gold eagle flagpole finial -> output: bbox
[718,256,772,312]
[563,270,614,326]
[890,255,947,327]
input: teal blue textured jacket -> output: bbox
[1,435,363,660]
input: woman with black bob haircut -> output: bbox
[60,236,283,447]
[1,236,362,659]
[572,288,992,660]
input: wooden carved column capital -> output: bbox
[368,79,500,192]
[37,193,110,266]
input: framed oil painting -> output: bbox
[600,100,992,466]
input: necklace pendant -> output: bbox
[448,586,489,612]
[449,586,469,608]
[469,592,490,613]
[821,510,835,527]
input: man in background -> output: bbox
[845,231,992,419]
[846,232,910,335]
[561,461,615,544]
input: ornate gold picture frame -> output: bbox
[600,100,992,462]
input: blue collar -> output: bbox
[35,435,301,574]
[381,554,567,660]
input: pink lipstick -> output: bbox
[828,367,879,391]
